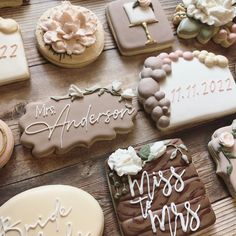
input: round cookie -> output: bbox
[0,119,14,168]
[0,185,104,236]
[36,1,104,68]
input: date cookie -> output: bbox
[138,50,236,131]
[36,1,104,68]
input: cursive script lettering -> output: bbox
[128,166,201,236]
[0,199,90,236]
[26,104,135,148]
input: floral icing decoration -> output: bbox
[108,146,143,176]
[217,120,236,175]
[39,1,98,55]
[51,81,136,103]
[138,50,228,129]
[133,0,154,11]
[183,0,236,27]
[107,140,190,198]
[173,1,236,47]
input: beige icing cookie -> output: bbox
[0,185,104,236]
[0,120,14,168]
[0,17,30,86]
[36,1,104,68]
[138,50,236,131]
[19,82,137,157]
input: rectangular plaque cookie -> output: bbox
[105,139,216,235]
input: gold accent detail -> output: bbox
[129,20,158,45]
[0,125,7,157]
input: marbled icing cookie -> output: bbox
[106,0,174,56]
[0,185,104,236]
[19,82,137,157]
[138,50,236,131]
[105,139,216,235]
[208,120,236,198]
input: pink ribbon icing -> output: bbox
[40,1,98,55]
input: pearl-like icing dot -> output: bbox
[144,96,159,113]
[140,67,152,78]
[151,106,163,121]
[154,91,165,100]
[208,52,215,57]
[183,51,193,60]
[204,56,215,67]
[200,50,208,55]
[163,58,172,65]
[193,50,200,57]
[144,57,163,70]
[198,53,207,63]
[151,69,167,82]
[157,116,170,128]
[138,78,160,99]
[162,64,172,74]
[169,52,178,61]
[159,52,168,59]
[215,55,228,67]
[159,98,170,107]
[175,50,183,57]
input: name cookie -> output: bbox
[105,139,216,235]
[0,185,104,236]
[0,17,30,86]
[19,82,136,157]
[208,120,236,198]
[138,50,236,131]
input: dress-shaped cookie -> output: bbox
[19,82,136,157]
[105,139,216,235]
[0,17,30,86]
[36,1,104,68]
[0,185,104,236]
[208,120,236,198]
[138,50,236,131]
[106,0,174,56]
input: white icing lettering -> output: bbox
[26,104,135,148]
[128,166,201,236]
[0,199,90,236]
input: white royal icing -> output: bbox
[123,2,156,25]
[128,166,201,235]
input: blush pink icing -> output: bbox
[40,1,98,55]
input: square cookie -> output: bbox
[105,139,216,235]
[106,0,174,56]
[0,17,30,86]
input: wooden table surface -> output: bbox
[0,0,236,235]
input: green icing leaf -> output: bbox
[232,130,236,138]
[197,24,216,44]
[139,145,151,160]
[227,164,233,175]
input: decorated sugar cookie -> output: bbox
[105,139,216,235]
[138,50,236,131]
[0,185,104,236]
[0,0,29,8]
[106,0,174,56]
[0,120,14,168]
[173,0,236,47]
[208,120,236,198]
[19,82,136,157]
[36,1,104,68]
[0,17,30,86]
